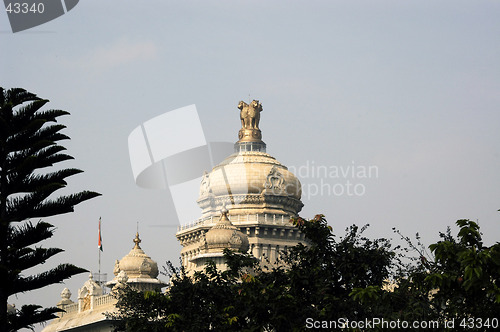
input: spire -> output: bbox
[216,204,232,227]
[133,232,142,249]
[220,204,229,221]
[235,99,266,152]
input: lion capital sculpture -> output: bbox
[238,99,263,130]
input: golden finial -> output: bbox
[133,232,142,249]
[220,204,229,221]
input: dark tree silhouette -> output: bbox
[0,87,100,331]
[110,215,397,331]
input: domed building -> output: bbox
[177,100,305,273]
[41,233,165,332]
[41,99,305,331]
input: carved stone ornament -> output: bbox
[199,231,207,250]
[140,258,151,275]
[265,166,285,190]
[78,273,103,299]
[238,128,262,141]
[82,294,91,311]
[61,288,72,300]
[117,270,129,284]
[57,288,74,308]
[230,231,243,245]
[113,259,120,276]
[112,270,129,293]
[200,171,211,196]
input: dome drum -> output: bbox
[234,141,266,153]
[198,194,303,217]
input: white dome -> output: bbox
[198,151,303,216]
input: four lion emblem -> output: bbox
[238,99,263,130]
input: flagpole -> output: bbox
[98,217,102,282]
[98,245,101,277]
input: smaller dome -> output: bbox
[203,207,249,253]
[116,233,159,279]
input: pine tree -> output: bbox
[0,87,101,331]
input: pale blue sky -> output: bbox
[1,1,499,330]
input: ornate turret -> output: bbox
[114,232,158,279]
[107,232,165,291]
[190,206,250,271]
[42,232,166,332]
[203,206,249,253]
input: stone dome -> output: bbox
[202,207,249,253]
[114,232,159,279]
[198,151,303,216]
[212,152,301,198]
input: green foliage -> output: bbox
[0,87,100,331]
[111,214,397,331]
[425,220,500,321]
[357,219,500,330]
[112,215,500,331]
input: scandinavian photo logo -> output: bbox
[288,160,379,200]
[128,105,235,225]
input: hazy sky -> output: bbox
[2,1,499,330]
